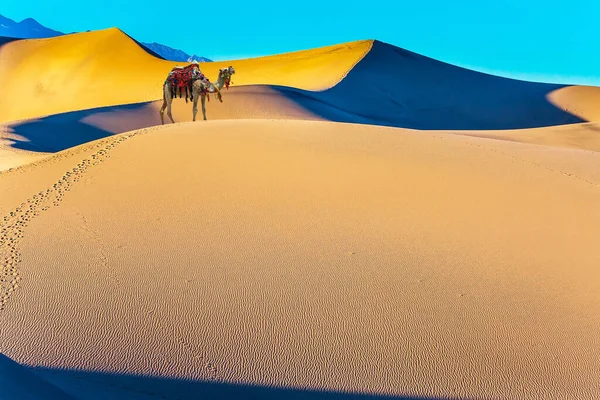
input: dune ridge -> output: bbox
[0,28,372,123]
[3,29,599,131]
[548,86,600,121]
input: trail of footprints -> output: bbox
[172,324,222,382]
[78,212,120,285]
[0,128,154,311]
[1,125,224,383]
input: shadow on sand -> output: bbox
[6,102,158,153]
[1,353,454,400]
[31,366,452,400]
[0,36,21,46]
[271,40,584,130]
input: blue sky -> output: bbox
[2,0,597,85]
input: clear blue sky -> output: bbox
[2,0,597,85]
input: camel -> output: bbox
[160,65,236,124]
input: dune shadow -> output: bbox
[27,366,453,400]
[6,102,158,153]
[0,36,22,46]
[271,40,585,131]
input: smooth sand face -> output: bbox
[1,120,599,399]
[0,146,48,172]
[0,29,372,122]
[444,121,600,152]
[548,86,600,121]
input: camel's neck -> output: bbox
[202,73,229,93]
[214,73,226,90]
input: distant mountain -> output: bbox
[0,14,63,38]
[0,14,211,62]
[188,54,213,63]
[141,42,212,63]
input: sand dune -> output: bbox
[1,120,599,399]
[447,121,600,152]
[270,40,600,130]
[548,85,600,121]
[3,31,600,131]
[0,29,371,123]
[3,83,599,173]
[2,29,600,174]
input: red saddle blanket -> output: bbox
[166,63,204,88]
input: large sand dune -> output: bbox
[2,31,599,130]
[0,28,371,123]
[266,41,598,130]
[1,120,599,399]
[2,29,600,173]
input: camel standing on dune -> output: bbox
[160,65,236,124]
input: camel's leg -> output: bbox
[160,99,166,125]
[160,85,168,125]
[166,89,175,124]
[214,86,223,103]
[192,92,199,122]
[201,94,207,121]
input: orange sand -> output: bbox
[548,86,600,121]
[445,121,600,152]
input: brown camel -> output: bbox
[160,66,236,124]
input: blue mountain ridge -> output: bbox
[0,14,212,62]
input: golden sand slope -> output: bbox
[1,120,599,399]
[445,121,600,152]
[548,86,600,121]
[0,28,371,123]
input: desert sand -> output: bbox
[1,28,600,400]
[0,28,372,123]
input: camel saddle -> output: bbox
[166,63,208,103]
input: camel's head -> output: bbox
[219,66,235,78]
[219,66,235,88]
